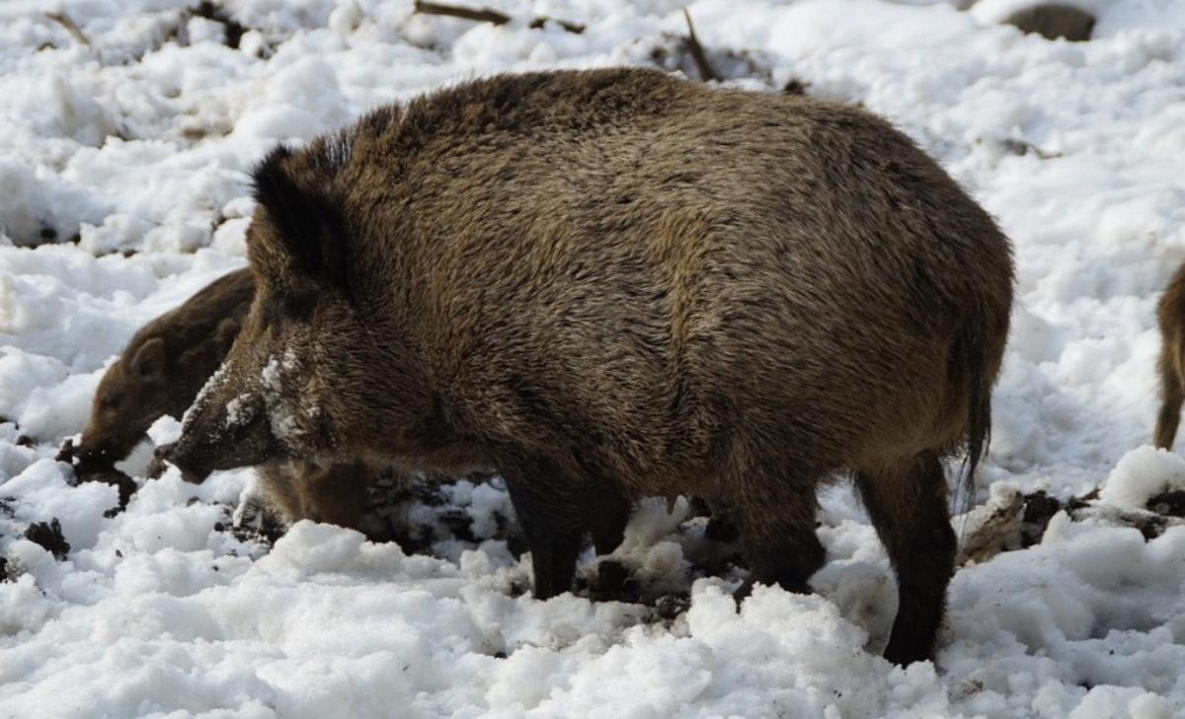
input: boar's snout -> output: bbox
[165,377,290,482]
[151,441,214,484]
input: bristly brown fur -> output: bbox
[169,68,1015,666]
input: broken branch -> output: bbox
[46,11,90,47]
[682,8,717,82]
[413,1,584,34]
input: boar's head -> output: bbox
[162,145,393,482]
[78,336,170,466]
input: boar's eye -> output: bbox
[101,396,121,412]
[284,293,316,321]
[263,291,316,325]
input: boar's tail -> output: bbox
[953,312,993,517]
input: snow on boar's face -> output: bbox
[163,147,359,482]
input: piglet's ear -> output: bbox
[251,146,348,289]
[131,337,166,380]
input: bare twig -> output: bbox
[1001,138,1063,160]
[527,15,585,34]
[682,8,717,82]
[413,0,584,34]
[46,11,90,47]
[414,0,510,25]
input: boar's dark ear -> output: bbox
[214,318,240,350]
[252,146,347,288]
[131,337,166,380]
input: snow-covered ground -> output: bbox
[3,0,1185,716]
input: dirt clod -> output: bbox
[1021,490,1062,547]
[654,594,691,621]
[24,518,71,560]
[1147,490,1185,518]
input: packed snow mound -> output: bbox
[3,0,1185,717]
[1099,446,1185,510]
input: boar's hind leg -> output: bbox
[733,483,826,599]
[856,452,956,666]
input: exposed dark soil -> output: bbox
[24,519,71,560]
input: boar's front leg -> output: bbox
[587,485,630,557]
[856,452,956,666]
[732,479,826,599]
[502,456,630,600]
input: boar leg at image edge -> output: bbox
[856,452,956,666]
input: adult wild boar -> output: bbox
[164,68,1014,665]
[77,268,380,534]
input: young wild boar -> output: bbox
[78,268,379,534]
[79,268,254,468]
[163,68,1014,665]
[1154,262,1185,449]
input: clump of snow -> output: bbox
[1099,445,1185,510]
[258,347,315,445]
[145,413,183,447]
[259,351,287,393]
[223,392,257,429]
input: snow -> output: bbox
[1099,446,1185,510]
[257,348,315,445]
[2,0,1185,717]
[223,392,256,428]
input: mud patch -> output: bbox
[1146,490,1185,518]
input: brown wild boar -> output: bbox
[163,67,1014,665]
[1155,262,1185,449]
[77,268,380,534]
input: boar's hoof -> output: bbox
[732,578,758,607]
[882,633,937,667]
